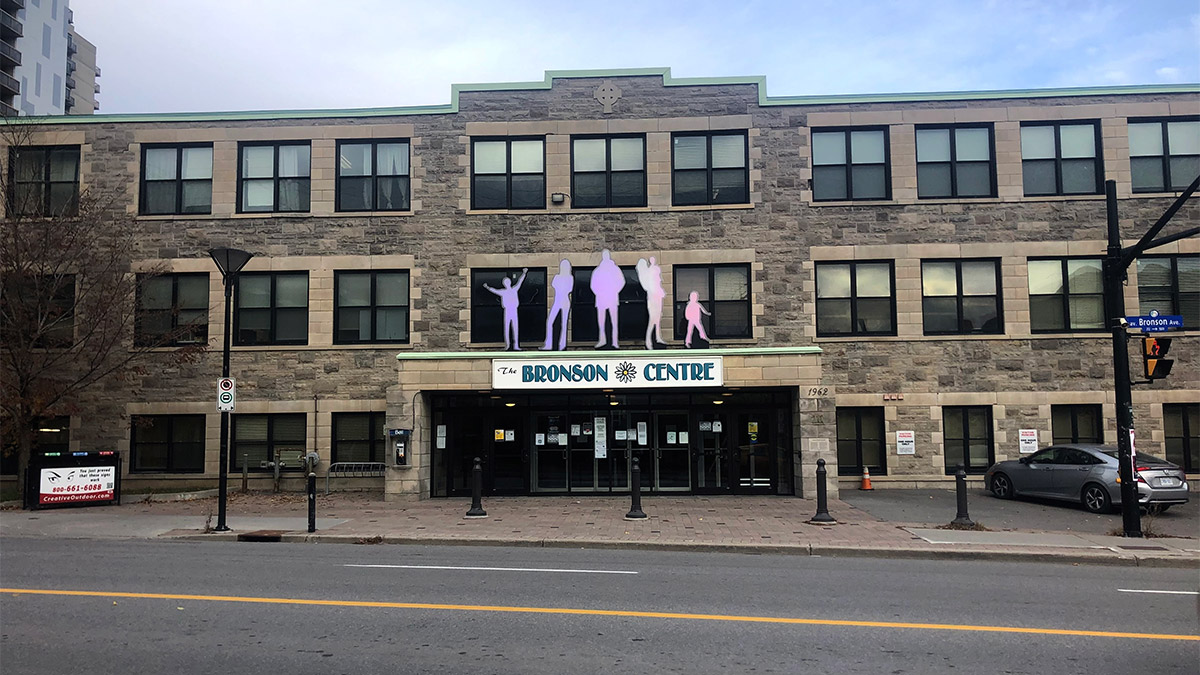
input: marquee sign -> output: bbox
[492,357,723,390]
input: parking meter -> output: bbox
[389,429,412,466]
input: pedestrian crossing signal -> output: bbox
[1143,337,1173,380]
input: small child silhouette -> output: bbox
[683,291,710,348]
[483,268,528,350]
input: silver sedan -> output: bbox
[984,443,1189,514]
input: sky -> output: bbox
[70,0,1200,114]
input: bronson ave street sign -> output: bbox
[1124,310,1184,332]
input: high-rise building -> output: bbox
[66,23,97,113]
[0,0,98,116]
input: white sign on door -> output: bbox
[896,430,916,455]
[594,417,607,458]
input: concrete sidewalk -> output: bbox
[2,492,1197,568]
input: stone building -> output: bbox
[1,68,1197,502]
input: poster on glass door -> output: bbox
[594,417,607,458]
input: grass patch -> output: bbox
[937,521,990,531]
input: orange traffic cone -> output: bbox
[859,467,874,491]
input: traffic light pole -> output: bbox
[1103,181,1140,538]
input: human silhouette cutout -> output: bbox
[483,268,528,350]
[541,259,573,351]
[637,256,666,350]
[684,290,711,348]
[591,249,625,349]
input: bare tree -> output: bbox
[1,121,205,501]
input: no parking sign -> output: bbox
[217,377,236,412]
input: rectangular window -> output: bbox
[921,259,1003,334]
[1,416,69,475]
[672,131,749,206]
[332,412,386,464]
[572,135,646,208]
[470,268,547,344]
[1051,404,1104,445]
[944,406,994,474]
[140,144,213,215]
[334,270,409,344]
[1163,403,1198,473]
[238,142,311,213]
[1027,258,1105,332]
[234,272,308,346]
[811,128,889,201]
[337,140,410,211]
[130,414,205,473]
[570,266,646,345]
[1128,118,1200,193]
[136,273,209,346]
[471,138,544,210]
[916,125,995,198]
[815,261,895,336]
[2,274,76,348]
[1137,254,1199,329]
[231,413,306,472]
[1020,121,1102,196]
[8,145,80,216]
[836,407,886,476]
[672,264,752,341]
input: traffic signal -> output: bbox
[1143,337,1173,380]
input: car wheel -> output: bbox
[990,473,1014,499]
[1082,483,1112,514]
[1145,504,1171,515]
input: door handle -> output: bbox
[1078,467,1090,471]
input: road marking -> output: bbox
[3,587,1198,642]
[1118,589,1200,596]
[344,564,638,575]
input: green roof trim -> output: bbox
[11,67,1199,125]
[396,346,822,360]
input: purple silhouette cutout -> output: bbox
[541,259,573,351]
[483,268,528,351]
[684,290,711,348]
[637,256,666,350]
[591,249,625,349]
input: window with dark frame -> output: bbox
[130,414,206,473]
[1128,118,1200,193]
[672,264,752,341]
[671,131,749,206]
[916,125,995,198]
[921,259,1003,335]
[136,273,209,346]
[1051,404,1104,445]
[234,272,308,346]
[140,144,213,215]
[811,128,889,201]
[1137,254,1199,329]
[332,412,386,464]
[469,268,547,344]
[1020,121,1103,196]
[8,145,80,216]
[238,142,311,213]
[337,140,410,212]
[1027,258,1105,332]
[231,413,307,472]
[815,261,895,336]
[471,138,545,210]
[0,416,69,475]
[334,270,410,344]
[1163,403,1198,473]
[943,406,994,474]
[570,266,647,344]
[836,407,886,476]
[572,135,646,208]
[2,274,76,348]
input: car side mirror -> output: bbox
[1019,457,1030,465]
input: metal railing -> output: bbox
[0,40,21,66]
[325,461,387,495]
[0,9,22,37]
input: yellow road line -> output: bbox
[3,587,1197,642]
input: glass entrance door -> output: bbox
[695,412,729,492]
[533,413,568,492]
[736,412,774,493]
[654,411,691,491]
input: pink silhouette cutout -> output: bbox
[637,256,666,350]
[591,249,625,349]
[483,268,528,350]
[684,290,710,348]
[541,259,573,351]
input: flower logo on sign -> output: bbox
[615,361,637,384]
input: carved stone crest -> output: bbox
[594,80,622,114]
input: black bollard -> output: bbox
[625,457,647,520]
[951,465,975,527]
[809,458,836,524]
[466,456,487,518]
[307,472,317,533]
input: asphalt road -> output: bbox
[843,487,1200,538]
[1,538,1197,674]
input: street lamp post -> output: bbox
[209,247,254,532]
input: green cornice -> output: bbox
[396,346,822,360]
[10,67,1199,126]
